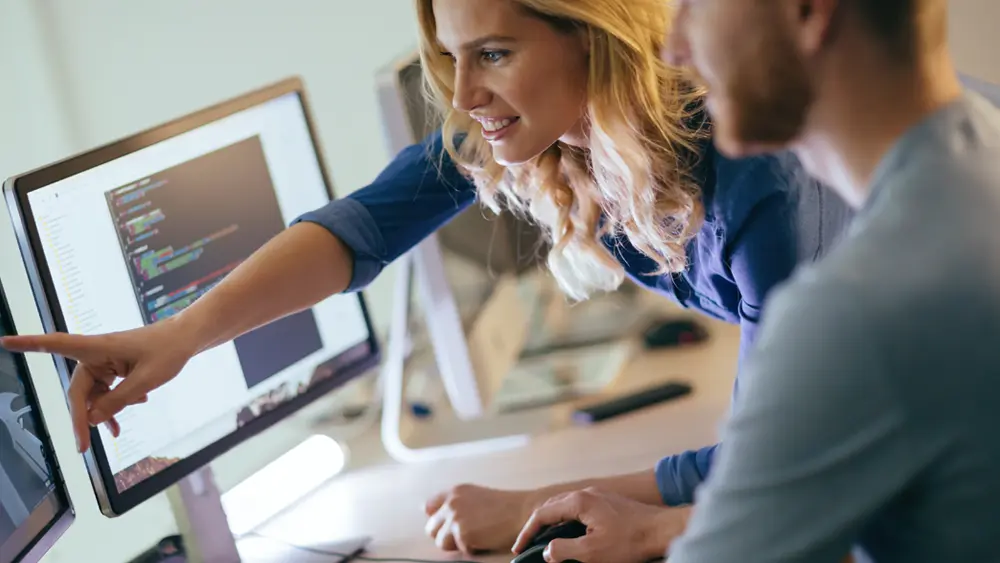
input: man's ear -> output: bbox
[792,0,841,55]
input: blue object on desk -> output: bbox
[409,402,434,419]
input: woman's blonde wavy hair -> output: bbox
[415,0,707,300]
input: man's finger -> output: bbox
[544,537,590,563]
[89,371,152,424]
[424,492,446,516]
[0,333,98,359]
[424,507,446,539]
[513,494,580,553]
[66,367,95,453]
[434,513,457,551]
[451,520,471,555]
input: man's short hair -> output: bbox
[853,0,943,58]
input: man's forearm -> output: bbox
[530,469,664,508]
[175,222,354,353]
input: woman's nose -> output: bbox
[451,66,490,112]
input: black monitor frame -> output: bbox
[0,281,74,563]
[2,77,381,517]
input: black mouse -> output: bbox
[510,520,588,563]
[642,318,709,349]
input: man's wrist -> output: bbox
[641,506,690,559]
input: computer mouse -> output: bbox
[510,520,588,563]
[642,318,708,349]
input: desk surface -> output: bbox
[254,317,739,563]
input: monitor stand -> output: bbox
[380,236,535,463]
[168,462,369,562]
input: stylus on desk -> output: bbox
[572,380,693,425]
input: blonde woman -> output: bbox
[4,0,852,560]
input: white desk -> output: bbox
[252,318,739,562]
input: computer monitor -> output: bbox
[0,282,73,563]
[2,77,380,518]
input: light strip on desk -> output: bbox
[221,434,347,536]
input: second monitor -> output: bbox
[3,78,380,518]
[0,282,73,563]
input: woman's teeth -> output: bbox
[483,118,515,132]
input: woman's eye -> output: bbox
[481,50,508,64]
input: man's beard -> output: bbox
[726,28,816,150]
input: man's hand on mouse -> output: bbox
[512,487,688,562]
[424,484,539,553]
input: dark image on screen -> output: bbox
[103,135,323,390]
[0,319,54,546]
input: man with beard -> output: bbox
[513,1,1000,562]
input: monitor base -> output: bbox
[168,453,357,563]
[381,244,533,463]
[167,466,242,563]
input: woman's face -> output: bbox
[432,0,590,166]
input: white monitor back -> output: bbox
[376,52,439,155]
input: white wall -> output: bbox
[1,1,417,561]
[949,0,1000,83]
[0,0,75,179]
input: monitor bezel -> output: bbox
[2,77,381,517]
[0,282,74,563]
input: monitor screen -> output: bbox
[0,285,73,563]
[4,79,379,516]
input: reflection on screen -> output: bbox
[0,312,55,546]
[25,93,371,493]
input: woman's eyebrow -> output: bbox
[440,34,517,54]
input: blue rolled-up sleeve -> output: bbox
[292,129,478,292]
[655,444,718,506]
[293,198,387,293]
